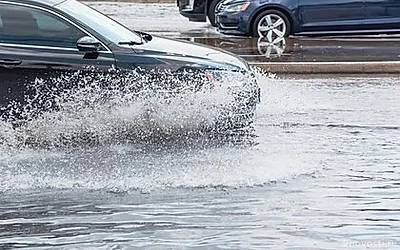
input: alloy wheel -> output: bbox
[257,14,287,42]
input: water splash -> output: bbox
[0,69,257,150]
[0,70,326,194]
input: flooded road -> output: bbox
[0,2,399,249]
[1,74,399,249]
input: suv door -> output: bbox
[298,0,365,33]
[364,0,400,30]
[0,3,115,113]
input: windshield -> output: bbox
[57,0,142,45]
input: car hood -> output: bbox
[135,36,249,71]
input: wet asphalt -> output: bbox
[88,2,400,73]
[181,35,400,73]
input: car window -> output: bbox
[58,0,143,45]
[33,11,71,32]
[0,3,86,48]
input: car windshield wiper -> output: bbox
[118,41,144,46]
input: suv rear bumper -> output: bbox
[178,0,207,22]
[180,11,206,22]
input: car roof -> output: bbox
[1,0,65,7]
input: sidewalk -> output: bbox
[87,1,400,74]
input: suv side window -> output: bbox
[0,3,86,48]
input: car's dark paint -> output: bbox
[0,46,115,107]
[216,0,400,36]
[0,0,255,117]
[364,0,400,29]
[298,0,364,32]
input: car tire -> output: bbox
[252,9,291,39]
[208,0,222,27]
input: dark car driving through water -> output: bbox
[216,0,400,40]
[0,0,259,129]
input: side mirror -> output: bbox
[77,36,101,53]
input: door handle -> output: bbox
[0,59,22,69]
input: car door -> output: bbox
[364,0,400,29]
[297,0,365,33]
[0,2,115,112]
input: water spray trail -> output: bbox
[0,68,258,150]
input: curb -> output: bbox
[249,61,400,74]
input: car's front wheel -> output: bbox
[252,10,291,40]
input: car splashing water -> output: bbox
[0,68,261,192]
[0,69,254,149]
[0,72,399,249]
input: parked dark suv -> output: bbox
[178,0,223,26]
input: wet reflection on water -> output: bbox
[181,35,400,63]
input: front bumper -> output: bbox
[214,83,260,130]
[216,10,250,35]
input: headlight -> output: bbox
[224,2,250,12]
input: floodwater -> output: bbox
[0,2,399,249]
[0,73,399,249]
